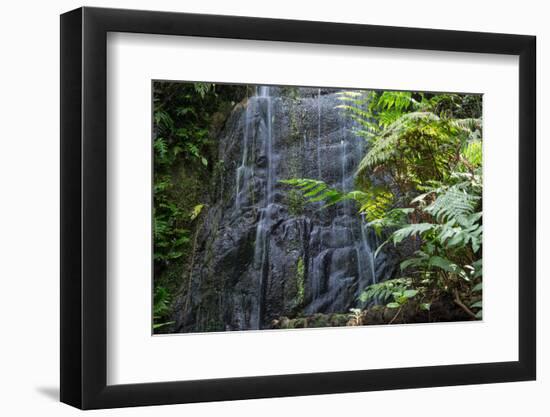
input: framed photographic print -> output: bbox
[60,6,536,410]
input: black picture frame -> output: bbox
[60,6,536,410]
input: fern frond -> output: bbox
[391,223,436,245]
[356,112,440,175]
[461,140,482,167]
[451,117,482,133]
[279,179,346,207]
[426,185,480,224]
[359,278,413,304]
[280,178,394,221]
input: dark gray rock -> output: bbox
[172,86,398,333]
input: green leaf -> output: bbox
[387,302,400,309]
[473,259,483,278]
[429,256,459,273]
[190,204,204,220]
[392,223,435,244]
[201,156,208,166]
[472,283,483,292]
[153,321,175,330]
[403,289,418,298]
[400,257,424,271]
[470,301,482,309]
[475,310,483,319]
[420,303,431,311]
[396,296,408,304]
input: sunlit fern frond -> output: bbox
[426,185,480,224]
[461,140,482,167]
[356,112,440,175]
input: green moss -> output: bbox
[296,257,305,306]
[308,313,329,328]
[329,314,350,327]
[293,318,307,328]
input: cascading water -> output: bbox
[251,86,275,329]
[312,88,324,302]
[357,213,377,298]
[341,138,346,192]
[299,89,382,315]
[175,86,394,332]
[317,88,322,179]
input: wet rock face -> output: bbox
[172,86,397,333]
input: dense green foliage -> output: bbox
[153,83,483,331]
[153,82,213,267]
[282,90,483,322]
[152,81,246,330]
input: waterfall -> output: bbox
[263,88,274,204]
[317,88,322,179]
[252,209,269,328]
[181,85,394,332]
[302,90,382,314]
[312,88,325,302]
[358,213,377,298]
[340,134,348,216]
[344,108,375,295]
[341,138,346,192]
[355,101,378,289]
[339,111,352,216]
[251,85,275,329]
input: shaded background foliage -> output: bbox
[153,81,248,329]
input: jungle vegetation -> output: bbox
[282,90,483,323]
[152,81,248,330]
[153,82,482,332]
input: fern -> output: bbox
[193,82,214,98]
[426,186,479,224]
[279,179,343,205]
[334,90,485,318]
[356,112,442,175]
[377,91,414,112]
[451,118,482,134]
[461,139,482,167]
[153,286,176,331]
[154,137,169,163]
[440,215,482,253]
[336,91,377,136]
[279,179,394,221]
[337,90,416,137]
[359,278,413,304]
[154,109,173,130]
[356,188,394,221]
[391,223,436,245]
[367,207,414,237]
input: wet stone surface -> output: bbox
[172,87,398,332]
